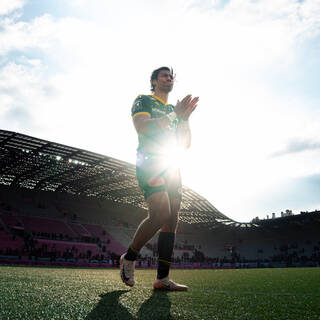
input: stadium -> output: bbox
[1,129,320,319]
[2,0,320,317]
[1,129,319,269]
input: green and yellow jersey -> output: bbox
[131,94,179,155]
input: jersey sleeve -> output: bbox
[131,95,152,120]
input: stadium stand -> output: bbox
[0,225,24,253]
[0,129,319,269]
[19,215,76,239]
[68,222,91,237]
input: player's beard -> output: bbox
[161,83,173,94]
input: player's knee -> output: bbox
[149,208,170,226]
[161,217,178,233]
[169,210,180,230]
[146,191,171,227]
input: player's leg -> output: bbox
[120,166,171,287]
[154,196,187,291]
[131,190,171,252]
[156,196,180,278]
[154,169,188,291]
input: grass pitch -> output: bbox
[0,266,320,320]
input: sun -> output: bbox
[159,144,187,170]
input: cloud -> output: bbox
[0,5,140,156]
[0,14,60,56]
[4,106,33,128]
[188,0,230,11]
[0,5,99,137]
[0,60,53,133]
[0,0,25,16]
[271,138,320,157]
[188,0,320,40]
[0,60,47,101]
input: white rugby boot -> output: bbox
[120,253,135,287]
[153,276,188,291]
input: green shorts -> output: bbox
[136,153,182,200]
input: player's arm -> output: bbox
[132,95,194,136]
[177,120,191,149]
[133,114,172,136]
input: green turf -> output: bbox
[0,266,319,320]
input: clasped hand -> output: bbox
[175,95,199,121]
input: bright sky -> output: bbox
[1,0,320,222]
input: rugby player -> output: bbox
[120,66,199,291]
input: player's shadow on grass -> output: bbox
[137,290,172,320]
[85,290,133,320]
[85,290,172,320]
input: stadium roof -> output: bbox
[254,210,320,230]
[0,129,256,228]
